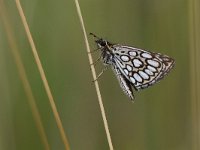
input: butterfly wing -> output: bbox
[112,45,175,90]
[112,65,134,100]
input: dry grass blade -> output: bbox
[0,1,50,149]
[189,0,200,149]
[74,0,114,149]
[15,0,70,149]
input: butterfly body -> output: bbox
[91,33,175,101]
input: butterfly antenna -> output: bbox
[89,33,100,39]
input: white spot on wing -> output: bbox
[130,77,136,84]
[147,65,157,72]
[141,53,152,58]
[128,51,136,56]
[145,69,153,76]
[133,73,142,82]
[124,69,129,75]
[133,59,143,67]
[121,55,130,62]
[147,60,159,67]
[126,65,132,71]
[139,71,149,79]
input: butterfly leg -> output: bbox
[90,56,101,67]
[88,47,100,54]
[92,66,108,82]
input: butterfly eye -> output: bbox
[96,39,107,47]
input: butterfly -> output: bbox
[90,33,175,101]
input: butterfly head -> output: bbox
[90,33,112,49]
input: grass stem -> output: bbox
[74,0,114,149]
[0,1,50,149]
[15,0,70,149]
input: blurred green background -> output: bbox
[0,0,199,150]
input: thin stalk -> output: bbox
[0,1,50,149]
[14,0,70,149]
[74,0,114,150]
[189,0,200,149]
